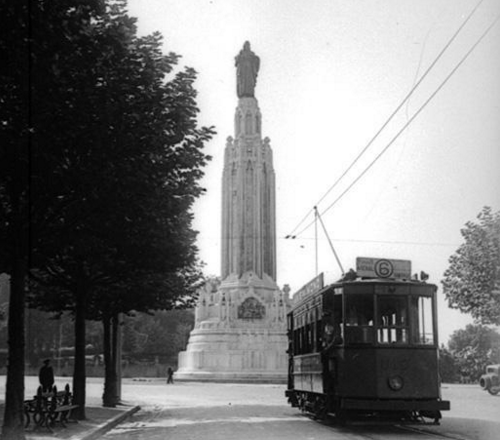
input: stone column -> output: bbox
[221,97,276,281]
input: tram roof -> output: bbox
[291,276,436,308]
[321,276,435,291]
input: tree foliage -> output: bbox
[122,310,194,359]
[447,324,500,381]
[438,346,459,383]
[28,0,213,314]
[442,207,500,325]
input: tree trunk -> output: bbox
[115,313,122,401]
[72,282,87,420]
[1,258,26,440]
[2,83,29,438]
[112,313,122,403]
[102,313,118,407]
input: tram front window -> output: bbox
[377,296,408,344]
[345,294,374,344]
[411,295,435,345]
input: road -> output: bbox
[101,381,500,440]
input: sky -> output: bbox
[126,0,500,344]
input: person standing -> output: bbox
[166,367,174,384]
[39,359,55,393]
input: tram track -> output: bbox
[335,424,471,440]
[318,416,474,440]
[394,424,470,440]
[316,414,470,440]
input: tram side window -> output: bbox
[345,294,374,344]
[293,312,321,354]
[301,325,307,353]
[309,311,316,352]
[333,294,343,344]
[323,294,344,349]
[305,323,312,353]
[292,329,296,354]
[411,296,435,345]
[305,309,322,353]
[316,318,322,351]
[377,296,408,344]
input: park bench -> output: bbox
[24,383,79,430]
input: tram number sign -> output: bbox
[356,257,411,279]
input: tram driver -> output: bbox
[323,318,343,352]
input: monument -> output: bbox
[176,42,290,382]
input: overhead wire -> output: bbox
[280,236,461,248]
[294,12,500,238]
[285,0,487,240]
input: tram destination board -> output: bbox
[356,257,411,279]
[293,273,324,305]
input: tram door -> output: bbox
[322,289,343,393]
[287,312,294,390]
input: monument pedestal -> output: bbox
[176,272,289,383]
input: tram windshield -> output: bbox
[410,295,435,345]
[377,295,408,344]
[341,286,436,346]
[344,294,374,344]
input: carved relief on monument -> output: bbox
[238,297,265,320]
[194,277,222,326]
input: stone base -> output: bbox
[176,272,290,384]
[176,327,288,384]
[174,370,287,384]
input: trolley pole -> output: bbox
[314,207,318,276]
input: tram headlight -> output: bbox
[388,375,404,391]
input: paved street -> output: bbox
[100,380,499,440]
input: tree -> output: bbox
[1,0,213,431]
[1,0,39,436]
[24,0,213,414]
[447,324,500,381]
[438,346,458,383]
[442,207,500,325]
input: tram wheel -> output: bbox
[420,410,441,424]
[298,394,307,412]
[335,409,347,426]
[312,396,327,420]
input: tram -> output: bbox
[285,257,450,423]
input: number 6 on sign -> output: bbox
[375,259,394,278]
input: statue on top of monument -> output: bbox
[235,41,260,98]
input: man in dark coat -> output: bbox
[39,359,55,393]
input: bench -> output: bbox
[24,384,79,430]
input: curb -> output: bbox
[69,405,141,440]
